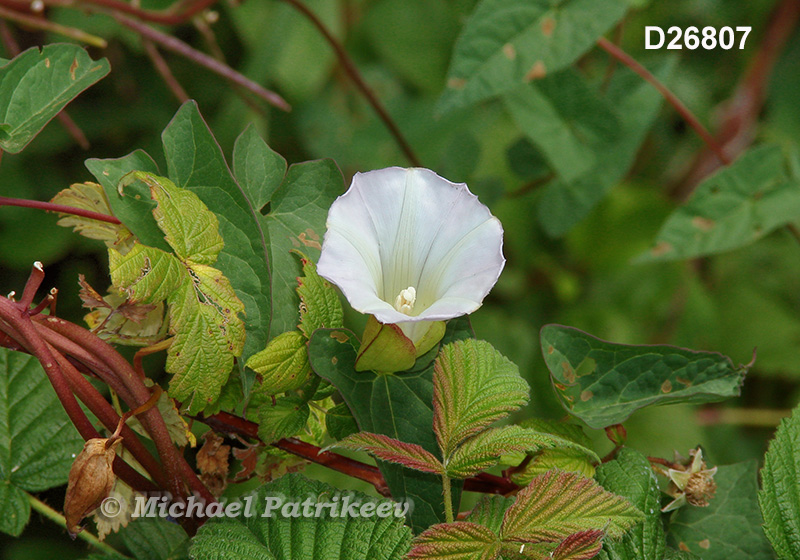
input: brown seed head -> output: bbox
[63,437,121,537]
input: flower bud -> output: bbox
[64,437,121,537]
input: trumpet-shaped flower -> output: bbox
[317,167,505,344]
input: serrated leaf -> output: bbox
[190,473,412,560]
[120,517,190,560]
[85,150,171,253]
[540,325,748,429]
[446,425,598,479]
[760,406,800,559]
[51,182,133,249]
[408,522,500,560]
[296,253,343,337]
[161,101,272,370]
[308,318,473,532]
[257,395,310,444]
[638,145,800,262]
[509,419,596,482]
[247,330,312,395]
[0,44,109,153]
[261,159,343,335]
[536,58,675,237]
[108,174,245,413]
[438,0,627,114]
[434,339,529,457]
[232,124,287,211]
[551,530,606,560]
[335,432,444,474]
[596,448,666,560]
[0,348,83,536]
[501,470,643,542]
[504,69,620,183]
[668,461,773,560]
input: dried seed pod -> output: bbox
[64,437,121,537]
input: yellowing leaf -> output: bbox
[247,330,312,395]
[52,182,134,251]
[295,252,343,337]
[108,173,245,413]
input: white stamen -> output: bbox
[393,286,416,314]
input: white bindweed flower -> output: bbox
[317,167,505,345]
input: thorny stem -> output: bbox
[280,0,421,167]
[28,493,131,558]
[596,37,730,166]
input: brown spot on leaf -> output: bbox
[524,61,547,81]
[448,77,466,90]
[676,376,691,387]
[502,43,516,60]
[330,331,349,343]
[541,17,556,36]
[562,361,575,384]
[661,380,672,393]
[651,241,673,257]
[70,57,78,80]
[332,356,338,365]
[580,390,593,402]
[298,231,322,250]
[44,58,50,68]
[547,345,554,354]
[679,543,690,552]
[699,539,711,549]
[691,216,715,231]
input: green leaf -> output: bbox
[438,0,627,114]
[325,401,359,440]
[759,406,800,559]
[551,530,606,560]
[161,101,272,368]
[0,44,109,153]
[501,470,643,542]
[232,124,287,212]
[668,461,774,560]
[446,425,598,479]
[247,330,312,396]
[120,517,190,560]
[0,348,83,536]
[85,150,171,253]
[109,173,246,413]
[334,432,444,474]
[540,324,748,429]
[407,522,500,560]
[296,253,344,337]
[308,322,471,532]
[596,448,666,560]
[664,549,701,560]
[503,69,620,183]
[466,495,516,535]
[257,395,310,444]
[433,339,529,457]
[190,473,412,560]
[509,419,596,482]
[536,57,675,237]
[261,159,343,335]
[638,145,800,262]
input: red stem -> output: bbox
[0,196,122,225]
[0,0,220,25]
[596,37,730,166]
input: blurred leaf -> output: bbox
[190,473,412,559]
[325,401,359,440]
[119,517,190,560]
[639,145,800,262]
[0,348,83,536]
[334,432,444,474]
[504,69,620,183]
[668,461,773,560]
[161,101,271,368]
[540,324,748,429]
[438,0,627,113]
[257,394,310,444]
[0,44,109,153]
[536,58,675,236]
[759,406,800,559]
[596,448,666,560]
[506,137,552,181]
[433,339,529,457]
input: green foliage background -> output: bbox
[0,0,799,557]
